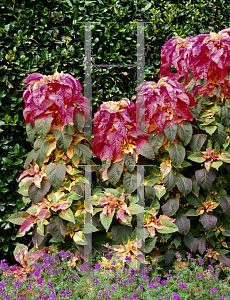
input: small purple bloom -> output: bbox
[94,264,101,270]
[161,280,167,286]
[110,284,116,291]
[137,285,144,290]
[131,293,138,300]
[172,293,180,300]
[105,253,112,259]
[154,277,161,282]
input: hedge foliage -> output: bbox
[1,0,230,264]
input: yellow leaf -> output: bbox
[47,141,57,156]
[73,231,84,242]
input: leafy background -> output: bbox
[1,0,230,265]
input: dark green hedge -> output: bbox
[1,0,230,264]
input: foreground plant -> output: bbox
[0,249,230,300]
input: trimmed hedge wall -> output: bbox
[1,0,230,264]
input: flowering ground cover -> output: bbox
[0,249,230,300]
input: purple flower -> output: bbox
[74,274,78,279]
[105,253,112,259]
[137,285,144,290]
[178,283,188,290]
[131,293,138,300]
[196,273,203,279]
[47,282,53,288]
[98,292,102,298]
[210,288,218,294]
[111,261,117,266]
[94,264,101,270]
[125,256,132,263]
[13,280,22,287]
[154,277,161,282]
[172,293,180,300]
[0,282,8,288]
[110,285,116,291]
[166,274,172,278]
[36,278,43,285]
[77,254,82,259]
[198,259,204,265]
[93,279,99,285]
[161,280,167,286]
[142,275,148,281]
[18,297,25,300]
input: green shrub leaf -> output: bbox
[190,134,207,152]
[176,174,192,195]
[177,121,193,146]
[123,169,142,194]
[200,212,217,232]
[161,197,179,217]
[46,163,66,190]
[163,124,177,142]
[168,142,185,168]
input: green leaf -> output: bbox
[64,124,75,135]
[83,223,99,234]
[28,179,51,204]
[153,185,166,200]
[47,215,67,241]
[24,149,35,170]
[107,161,124,185]
[46,163,66,190]
[59,208,75,223]
[211,161,223,170]
[195,168,216,190]
[176,174,192,196]
[163,124,177,142]
[137,141,155,160]
[200,212,217,232]
[185,193,202,207]
[35,118,53,138]
[173,235,181,249]
[102,159,111,170]
[205,125,217,135]
[6,212,30,225]
[177,121,193,146]
[212,123,227,145]
[100,210,115,232]
[161,198,179,217]
[163,170,177,191]
[148,132,164,154]
[111,224,133,245]
[184,235,199,253]
[34,138,49,167]
[164,249,175,265]
[122,152,136,172]
[144,237,157,253]
[17,181,32,197]
[26,123,36,143]
[175,214,190,235]
[53,128,72,153]
[123,169,142,194]
[218,255,230,268]
[168,142,185,168]
[190,134,207,152]
[190,102,202,118]
[198,238,206,255]
[218,195,230,217]
[72,143,91,164]
[221,106,230,126]
[188,152,206,163]
[74,111,85,133]
[157,219,178,234]
[128,204,145,215]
